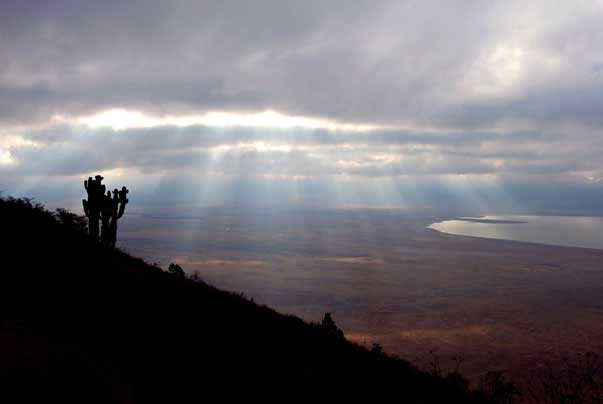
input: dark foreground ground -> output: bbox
[0,197,507,403]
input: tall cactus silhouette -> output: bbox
[100,190,113,247]
[83,176,129,248]
[107,186,129,249]
[82,175,105,243]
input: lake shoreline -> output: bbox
[429,214,603,251]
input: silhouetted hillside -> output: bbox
[0,196,504,403]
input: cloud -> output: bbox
[1,122,600,181]
[1,1,603,211]
[1,1,603,129]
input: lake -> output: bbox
[429,215,603,250]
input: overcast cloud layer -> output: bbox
[1,1,603,211]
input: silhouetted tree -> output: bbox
[168,263,185,279]
[370,343,383,356]
[320,312,345,339]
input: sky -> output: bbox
[1,0,603,213]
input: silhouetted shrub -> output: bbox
[371,343,383,356]
[528,352,603,404]
[446,371,470,396]
[427,349,443,377]
[320,312,345,340]
[55,208,88,234]
[168,263,185,279]
[2,195,45,212]
[479,371,519,404]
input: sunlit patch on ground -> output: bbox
[172,258,267,267]
[399,325,493,344]
[319,257,385,265]
[345,332,382,345]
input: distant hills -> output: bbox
[0,195,510,403]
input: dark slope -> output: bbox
[0,197,494,403]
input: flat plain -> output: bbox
[119,207,603,384]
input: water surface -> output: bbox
[429,215,603,250]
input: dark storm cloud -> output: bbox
[2,0,603,129]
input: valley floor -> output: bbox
[120,208,603,385]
